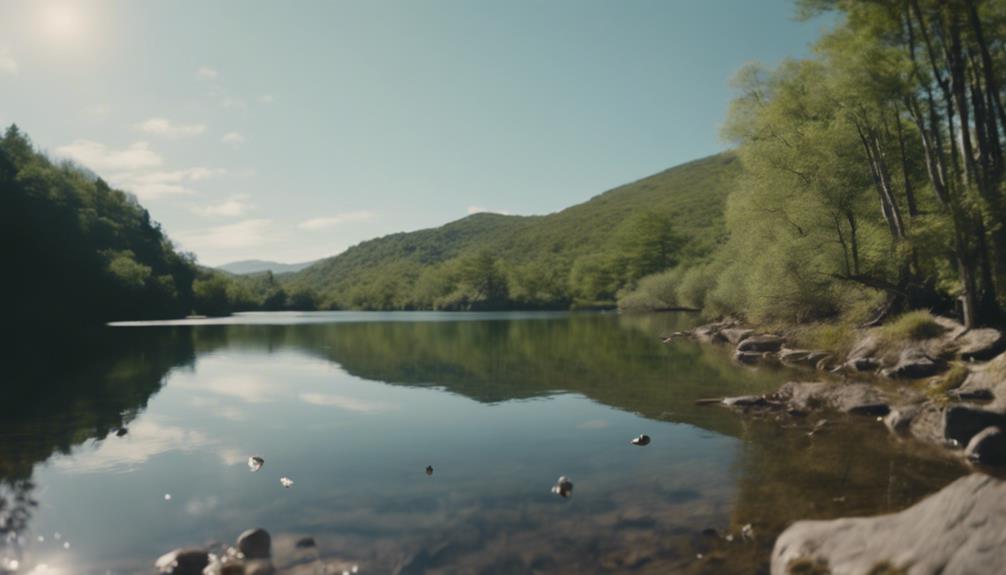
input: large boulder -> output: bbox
[737,335,786,353]
[881,347,945,379]
[957,328,1005,361]
[154,548,209,575]
[237,528,272,560]
[776,382,890,416]
[965,426,1006,465]
[771,473,1006,575]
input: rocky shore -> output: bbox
[675,316,1006,574]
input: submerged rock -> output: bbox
[771,474,1006,575]
[776,382,889,416]
[155,548,209,575]
[237,528,272,559]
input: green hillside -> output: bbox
[285,152,740,310]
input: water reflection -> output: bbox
[0,313,967,574]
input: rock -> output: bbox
[295,536,316,549]
[630,434,651,446]
[247,456,264,472]
[734,350,765,364]
[964,426,1006,465]
[776,382,889,416]
[721,395,769,408]
[737,335,786,353]
[883,405,920,435]
[881,348,945,379]
[154,548,209,575]
[771,474,1006,575]
[778,348,831,368]
[947,388,994,402]
[426,465,434,476]
[720,328,753,344]
[943,405,1006,446]
[955,353,1006,411]
[846,357,881,372]
[237,528,272,559]
[551,476,574,498]
[958,327,1005,361]
[694,321,731,344]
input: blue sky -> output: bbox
[0,1,828,265]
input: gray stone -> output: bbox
[958,327,1005,361]
[776,382,889,416]
[846,357,881,372]
[734,350,765,364]
[883,406,919,435]
[778,348,831,367]
[721,395,769,408]
[720,328,753,345]
[237,528,272,559]
[771,474,1006,575]
[964,426,1006,465]
[245,559,277,575]
[737,335,786,353]
[154,548,209,575]
[881,348,945,379]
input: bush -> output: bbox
[879,310,945,342]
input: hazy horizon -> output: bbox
[1,0,828,265]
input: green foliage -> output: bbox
[285,154,740,310]
[879,311,946,342]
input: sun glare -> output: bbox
[38,1,87,47]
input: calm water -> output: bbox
[1,312,966,574]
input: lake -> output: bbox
[1,312,966,574]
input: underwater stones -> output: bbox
[154,548,209,575]
[237,528,271,560]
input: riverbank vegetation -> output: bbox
[624,0,1006,329]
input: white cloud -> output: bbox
[83,103,110,121]
[56,139,162,172]
[467,206,512,215]
[0,49,18,75]
[196,65,218,79]
[176,219,279,251]
[113,167,223,200]
[258,94,274,104]
[299,392,398,414]
[134,117,207,139]
[191,194,255,218]
[298,211,375,230]
[220,131,245,145]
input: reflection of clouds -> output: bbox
[53,419,211,473]
[184,495,220,516]
[175,374,275,403]
[217,448,246,466]
[299,393,398,414]
[576,419,609,430]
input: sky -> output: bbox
[0,0,830,266]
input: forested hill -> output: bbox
[217,259,315,275]
[284,152,741,310]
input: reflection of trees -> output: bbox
[1,329,196,563]
[188,315,791,437]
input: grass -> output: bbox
[786,558,831,575]
[878,311,946,343]
[789,322,858,357]
[925,362,970,403]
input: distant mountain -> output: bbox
[283,152,740,309]
[217,259,315,275]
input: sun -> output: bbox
[38,1,87,47]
